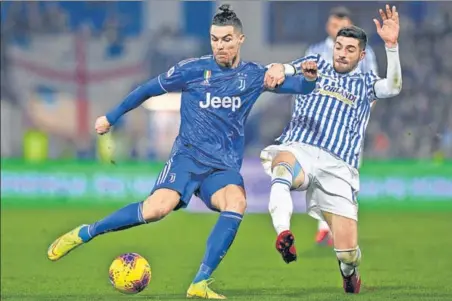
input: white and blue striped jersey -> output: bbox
[306,37,379,75]
[276,54,380,168]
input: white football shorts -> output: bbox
[260,142,360,221]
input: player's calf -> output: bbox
[269,156,294,235]
[269,152,308,234]
[76,189,180,242]
[322,211,361,293]
[269,160,296,263]
[191,184,245,287]
[80,189,179,241]
[48,189,181,261]
[268,152,308,263]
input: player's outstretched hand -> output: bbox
[301,61,318,81]
[95,116,111,135]
[374,4,399,48]
[265,64,285,89]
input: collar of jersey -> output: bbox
[212,57,244,72]
[336,66,361,77]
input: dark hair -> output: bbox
[336,25,367,50]
[329,6,352,20]
[212,4,243,33]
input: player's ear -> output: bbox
[238,34,245,45]
[359,50,366,62]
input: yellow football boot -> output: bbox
[47,225,87,261]
[186,279,226,299]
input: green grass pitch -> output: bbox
[1,207,452,300]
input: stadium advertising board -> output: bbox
[1,159,451,211]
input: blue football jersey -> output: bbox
[158,55,267,171]
[106,55,316,172]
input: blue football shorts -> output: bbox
[149,152,244,211]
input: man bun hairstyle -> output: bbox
[212,4,243,33]
[336,25,367,50]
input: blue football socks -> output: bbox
[193,211,243,283]
[78,201,146,242]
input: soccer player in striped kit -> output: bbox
[305,6,380,246]
[262,5,402,293]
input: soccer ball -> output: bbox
[109,252,151,294]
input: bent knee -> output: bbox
[336,247,361,267]
[272,164,292,179]
[142,197,173,221]
[220,185,247,214]
[225,197,247,213]
[271,151,296,169]
[142,189,180,221]
[271,153,307,190]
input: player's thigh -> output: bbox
[145,155,204,219]
[198,169,246,214]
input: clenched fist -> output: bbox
[264,63,286,90]
[301,61,318,81]
[95,116,111,135]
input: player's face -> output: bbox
[326,16,352,39]
[210,25,245,67]
[333,36,365,73]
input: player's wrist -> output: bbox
[283,64,296,76]
[304,74,318,82]
[385,42,398,50]
[105,112,116,126]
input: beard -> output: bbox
[215,53,238,68]
[333,59,360,74]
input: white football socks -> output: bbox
[268,162,294,235]
[340,262,355,277]
[336,247,362,277]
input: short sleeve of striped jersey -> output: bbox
[289,54,322,74]
[365,70,381,102]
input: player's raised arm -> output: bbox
[372,4,402,98]
[267,61,318,95]
[95,62,190,135]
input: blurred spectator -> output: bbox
[42,2,69,33]
[0,1,451,161]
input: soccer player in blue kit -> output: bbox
[47,5,319,299]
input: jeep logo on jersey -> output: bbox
[199,92,242,112]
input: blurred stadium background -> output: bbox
[1,1,451,300]
[2,0,451,209]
